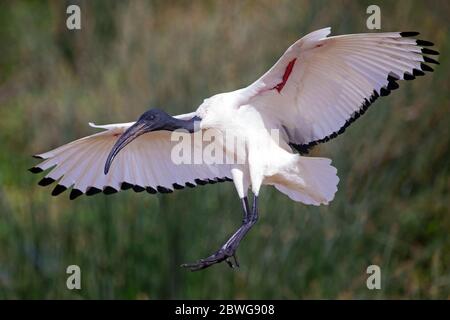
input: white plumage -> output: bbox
[30,27,438,270]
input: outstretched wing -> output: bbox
[29,118,232,200]
[238,27,439,153]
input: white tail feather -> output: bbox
[273,157,339,206]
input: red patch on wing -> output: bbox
[273,58,297,93]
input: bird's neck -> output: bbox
[165,116,201,133]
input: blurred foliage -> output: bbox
[0,0,448,299]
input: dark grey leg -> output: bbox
[181,196,259,271]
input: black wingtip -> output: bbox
[194,178,208,186]
[423,56,440,65]
[69,189,83,200]
[103,186,118,195]
[120,182,134,190]
[380,87,391,96]
[29,167,43,174]
[173,183,185,190]
[400,31,419,37]
[420,63,434,72]
[132,185,145,193]
[32,155,44,159]
[38,177,55,186]
[403,73,415,80]
[372,90,379,99]
[387,81,399,91]
[413,68,425,77]
[146,187,157,194]
[422,48,439,55]
[156,186,173,194]
[416,39,434,46]
[387,74,400,82]
[86,187,102,196]
[51,184,67,196]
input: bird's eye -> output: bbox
[149,115,155,120]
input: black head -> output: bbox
[104,108,172,174]
[104,108,198,174]
[135,108,173,131]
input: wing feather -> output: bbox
[30,122,233,199]
[238,28,438,153]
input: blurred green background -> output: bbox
[0,0,448,299]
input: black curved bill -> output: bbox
[104,121,146,174]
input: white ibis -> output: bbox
[30,28,438,271]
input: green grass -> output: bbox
[0,0,448,299]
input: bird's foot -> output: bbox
[181,247,239,271]
[181,196,257,272]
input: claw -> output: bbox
[226,254,239,269]
[233,254,240,268]
[225,258,234,268]
[181,249,238,271]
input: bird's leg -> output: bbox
[181,196,259,271]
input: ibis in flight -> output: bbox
[30,28,439,271]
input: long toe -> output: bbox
[181,249,235,271]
